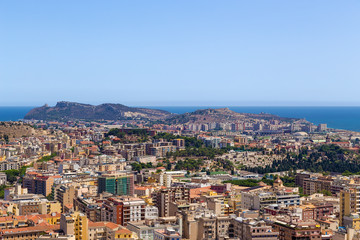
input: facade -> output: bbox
[0,225,60,240]
[340,186,360,226]
[152,187,190,217]
[56,185,76,209]
[154,228,182,240]
[101,197,146,226]
[229,217,279,240]
[273,221,321,240]
[127,222,181,240]
[60,212,89,240]
[303,177,332,195]
[145,205,159,220]
[276,192,300,207]
[241,192,276,210]
[98,173,134,196]
[22,175,54,197]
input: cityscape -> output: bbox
[2,1,360,240]
[0,103,359,240]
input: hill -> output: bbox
[163,107,295,124]
[0,122,47,141]
[24,101,172,121]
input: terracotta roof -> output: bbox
[190,186,212,198]
[1,224,59,235]
[105,222,120,230]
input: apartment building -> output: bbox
[229,217,279,240]
[22,174,54,197]
[273,220,321,240]
[56,185,76,209]
[152,187,190,217]
[340,186,360,226]
[98,173,134,196]
[101,197,146,226]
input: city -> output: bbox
[0,111,359,239]
[1,1,360,239]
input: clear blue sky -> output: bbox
[1,1,360,106]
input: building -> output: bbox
[229,217,279,240]
[127,221,181,240]
[145,205,159,220]
[38,234,76,240]
[56,185,76,209]
[154,228,182,240]
[275,192,300,207]
[340,186,360,226]
[0,225,60,240]
[60,212,89,240]
[152,187,190,217]
[98,173,134,196]
[22,175,54,197]
[303,177,332,195]
[101,197,146,226]
[317,124,327,132]
[241,192,276,210]
[18,200,61,215]
[273,221,321,240]
[0,172,7,185]
[197,217,217,239]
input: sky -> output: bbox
[1,1,360,107]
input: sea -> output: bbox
[1,106,360,132]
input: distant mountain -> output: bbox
[164,107,296,124]
[24,101,172,121]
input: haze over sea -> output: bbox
[1,106,360,132]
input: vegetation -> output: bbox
[223,179,259,187]
[168,147,228,159]
[247,144,360,174]
[130,162,153,172]
[2,169,19,184]
[224,175,296,188]
[37,153,57,162]
[174,159,204,171]
[106,128,149,142]
[0,185,9,199]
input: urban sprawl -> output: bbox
[1,115,360,240]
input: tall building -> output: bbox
[317,123,327,132]
[101,197,146,226]
[22,175,54,197]
[152,187,190,217]
[60,212,89,240]
[340,187,360,226]
[56,185,76,209]
[98,173,134,196]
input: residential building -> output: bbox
[98,173,134,196]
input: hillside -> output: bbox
[24,101,172,121]
[163,107,295,124]
[0,122,47,141]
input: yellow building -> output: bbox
[114,228,137,239]
[60,211,89,240]
[340,187,359,226]
[73,212,89,240]
[47,201,62,214]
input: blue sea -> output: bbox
[0,107,34,121]
[1,106,360,132]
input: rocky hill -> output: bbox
[24,101,172,121]
[164,107,295,124]
[0,122,47,141]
